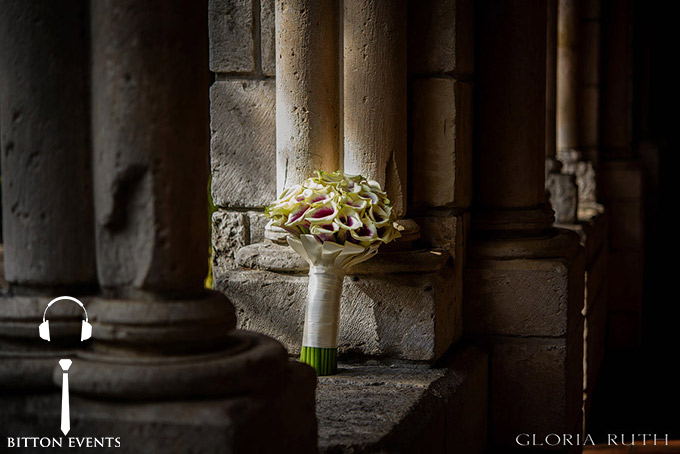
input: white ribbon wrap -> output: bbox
[288,234,378,348]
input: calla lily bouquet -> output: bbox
[265,170,400,247]
[265,170,400,375]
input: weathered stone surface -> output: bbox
[233,241,450,275]
[465,231,584,450]
[1,360,317,454]
[212,210,248,272]
[558,148,597,203]
[557,0,580,151]
[546,0,558,162]
[407,0,474,75]
[465,258,580,337]
[414,215,466,261]
[216,266,459,361]
[547,171,579,224]
[210,79,276,208]
[260,0,276,76]
[411,78,472,209]
[557,205,607,264]
[208,0,254,73]
[91,0,210,294]
[246,210,269,244]
[0,0,96,286]
[487,337,582,449]
[344,0,407,216]
[316,344,487,453]
[276,0,339,194]
[475,0,549,229]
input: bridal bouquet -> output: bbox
[265,170,400,375]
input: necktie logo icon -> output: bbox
[59,359,72,435]
[38,297,93,436]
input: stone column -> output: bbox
[0,0,96,388]
[276,0,339,195]
[473,0,554,233]
[546,0,579,223]
[557,0,598,207]
[599,0,643,350]
[465,0,585,449]
[343,0,407,217]
[66,2,316,450]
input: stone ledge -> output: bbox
[556,204,608,264]
[0,360,317,454]
[316,343,488,453]
[234,241,450,275]
[217,265,460,361]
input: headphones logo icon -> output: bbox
[39,296,92,342]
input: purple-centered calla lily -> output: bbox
[265,170,400,247]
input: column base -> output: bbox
[1,359,317,453]
[66,330,290,400]
[218,240,459,362]
[464,228,585,449]
[472,204,555,235]
[0,294,88,389]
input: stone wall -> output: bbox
[209,0,276,271]
[210,0,474,362]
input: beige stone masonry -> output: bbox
[275,0,339,195]
[411,78,473,209]
[344,0,407,216]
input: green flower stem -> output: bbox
[300,346,337,376]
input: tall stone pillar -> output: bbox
[343,0,407,217]
[465,0,585,450]
[65,2,316,451]
[546,0,579,223]
[599,0,644,350]
[557,0,598,207]
[275,0,339,195]
[0,0,96,388]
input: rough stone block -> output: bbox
[260,0,276,76]
[246,210,269,244]
[607,201,644,250]
[465,258,582,337]
[411,78,472,209]
[408,0,474,75]
[0,361,317,454]
[216,266,459,361]
[212,210,247,272]
[210,79,276,208]
[208,0,255,73]
[488,338,582,449]
[316,344,488,453]
[547,172,578,224]
[414,214,466,262]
